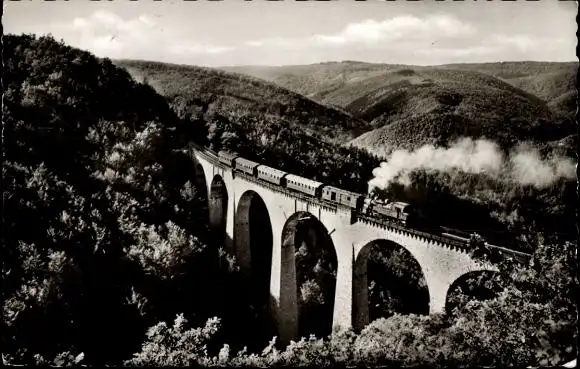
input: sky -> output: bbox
[3,0,578,67]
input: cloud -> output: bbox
[486,34,538,53]
[416,46,497,59]
[244,14,476,50]
[331,14,476,44]
[52,10,236,61]
[415,33,571,63]
[25,10,575,66]
[169,42,236,56]
[245,40,264,47]
[243,36,305,50]
[312,34,346,45]
[92,35,123,54]
[227,14,504,65]
[225,13,574,66]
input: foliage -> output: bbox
[126,315,221,367]
[2,34,226,365]
[367,245,429,320]
[294,223,338,338]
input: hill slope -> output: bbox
[224,61,577,108]
[115,60,371,144]
[224,61,577,154]
[344,67,559,152]
[439,62,578,102]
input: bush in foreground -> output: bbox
[127,239,577,367]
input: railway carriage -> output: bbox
[256,165,288,186]
[234,157,260,176]
[218,150,238,167]
[284,174,324,197]
[321,186,365,209]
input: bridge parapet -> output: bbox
[357,215,467,250]
[356,215,531,264]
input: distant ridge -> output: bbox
[222,60,577,154]
[114,58,576,157]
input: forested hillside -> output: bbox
[1,33,423,366]
[2,34,256,365]
[226,61,577,154]
[224,60,577,112]
[3,35,576,368]
[115,60,370,144]
[343,68,558,151]
[440,62,577,101]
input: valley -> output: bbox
[3,30,576,368]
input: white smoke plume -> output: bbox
[368,138,577,191]
[509,144,576,188]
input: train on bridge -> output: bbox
[218,150,479,242]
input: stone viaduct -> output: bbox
[186,143,531,345]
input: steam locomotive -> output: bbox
[217,150,416,226]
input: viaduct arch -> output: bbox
[234,190,274,300]
[233,190,276,343]
[187,144,532,346]
[281,211,338,340]
[353,239,430,332]
[445,270,502,314]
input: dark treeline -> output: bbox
[3,34,263,365]
[3,35,576,367]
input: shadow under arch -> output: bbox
[233,190,275,344]
[445,270,502,314]
[280,211,338,343]
[353,239,430,333]
[194,164,209,222]
[209,174,228,244]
